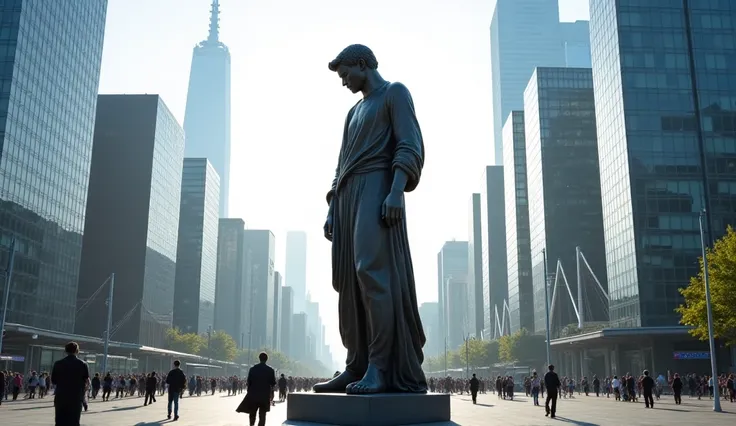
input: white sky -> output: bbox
[99,0,590,364]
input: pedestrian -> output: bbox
[237,352,277,426]
[544,364,560,419]
[641,370,655,408]
[0,370,5,405]
[165,360,187,421]
[672,373,683,405]
[51,341,90,426]
[469,374,479,404]
[144,372,157,406]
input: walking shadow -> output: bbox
[553,416,600,426]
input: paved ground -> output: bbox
[1,390,734,425]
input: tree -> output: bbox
[498,333,516,363]
[485,339,500,366]
[201,330,238,362]
[165,328,206,354]
[677,226,736,345]
[498,329,545,366]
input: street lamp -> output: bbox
[542,248,551,367]
[698,210,721,412]
[464,333,471,379]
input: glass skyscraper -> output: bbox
[77,95,184,347]
[285,231,307,314]
[0,1,107,332]
[243,229,275,349]
[503,111,534,334]
[183,0,231,218]
[213,218,246,344]
[524,68,608,335]
[480,166,507,339]
[590,0,736,328]
[437,240,469,344]
[173,158,220,335]
[467,193,484,339]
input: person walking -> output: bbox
[469,374,479,404]
[237,352,277,426]
[50,341,90,426]
[165,360,187,421]
[641,370,655,408]
[544,364,560,419]
[144,372,157,406]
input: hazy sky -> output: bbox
[99,0,590,363]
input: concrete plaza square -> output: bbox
[0,389,733,425]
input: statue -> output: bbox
[313,44,428,395]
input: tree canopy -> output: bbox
[201,330,238,362]
[499,329,545,366]
[677,226,736,346]
[165,328,206,354]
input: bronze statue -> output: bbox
[313,44,427,395]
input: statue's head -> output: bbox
[328,44,378,94]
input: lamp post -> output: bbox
[542,248,551,367]
[464,333,470,379]
[0,237,16,356]
[443,337,447,377]
[101,273,115,376]
[698,210,721,412]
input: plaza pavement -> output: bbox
[1,389,734,425]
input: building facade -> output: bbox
[213,218,246,346]
[418,302,439,358]
[447,277,469,350]
[481,166,508,339]
[524,67,608,335]
[291,312,308,361]
[272,271,282,351]
[173,158,220,335]
[183,0,231,217]
[0,0,107,333]
[561,20,593,68]
[437,241,468,344]
[503,111,535,334]
[589,0,736,328]
[280,286,294,356]
[467,193,484,339]
[243,229,275,349]
[77,95,184,347]
[285,231,307,313]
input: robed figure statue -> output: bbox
[313,44,428,395]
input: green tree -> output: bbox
[498,333,516,363]
[677,226,736,345]
[165,328,206,354]
[485,339,500,366]
[498,329,546,365]
[201,330,238,361]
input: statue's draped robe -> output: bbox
[327,82,427,393]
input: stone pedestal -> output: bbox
[284,392,451,426]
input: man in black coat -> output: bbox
[165,360,187,421]
[641,370,655,408]
[469,374,480,404]
[144,372,157,406]
[237,352,276,426]
[51,341,90,426]
[544,364,561,419]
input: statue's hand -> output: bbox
[381,191,404,227]
[323,213,334,242]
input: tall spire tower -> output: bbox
[183,0,232,218]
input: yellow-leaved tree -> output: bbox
[677,226,736,345]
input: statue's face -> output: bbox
[336,63,365,94]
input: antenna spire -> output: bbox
[207,0,220,43]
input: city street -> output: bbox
[0,390,733,425]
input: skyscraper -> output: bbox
[272,271,282,351]
[285,231,307,313]
[213,218,246,345]
[589,0,736,328]
[560,20,592,68]
[503,111,534,334]
[418,302,440,358]
[0,1,107,333]
[447,277,469,350]
[467,194,484,339]
[437,241,468,343]
[183,0,231,217]
[524,67,608,334]
[173,158,220,334]
[292,312,308,361]
[489,0,565,164]
[480,166,508,339]
[280,286,294,356]
[243,229,275,349]
[77,95,184,346]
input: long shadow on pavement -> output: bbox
[553,416,600,426]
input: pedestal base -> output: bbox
[285,392,451,426]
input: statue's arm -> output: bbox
[388,82,424,193]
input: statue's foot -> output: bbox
[346,363,386,394]
[313,370,359,393]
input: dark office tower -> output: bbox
[447,277,468,350]
[480,166,508,339]
[173,158,220,334]
[467,193,484,339]
[560,21,592,68]
[280,286,294,356]
[183,0,231,218]
[213,218,246,344]
[243,230,275,349]
[437,241,468,343]
[589,1,736,328]
[77,95,184,346]
[0,1,107,333]
[272,271,282,351]
[503,111,534,334]
[285,231,307,313]
[524,68,608,335]
[292,312,308,361]
[489,0,565,165]
[418,302,439,358]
